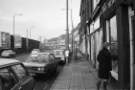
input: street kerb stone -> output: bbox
[69,88,85,90]
[85,88,97,90]
[50,89,68,90]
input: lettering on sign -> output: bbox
[102,3,107,13]
[101,0,115,13]
[108,0,115,8]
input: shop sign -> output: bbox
[102,3,107,13]
[108,0,115,8]
[93,0,101,11]
[102,0,116,13]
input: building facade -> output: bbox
[71,23,80,58]
[80,0,135,89]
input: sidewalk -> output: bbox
[50,59,98,90]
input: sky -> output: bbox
[0,0,81,40]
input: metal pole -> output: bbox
[66,0,69,50]
[12,13,22,49]
[26,28,29,53]
[12,15,16,50]
[71,9,74,60]
[30,28,31,38]
[13,15,15,36]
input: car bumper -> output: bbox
[28,69,47,76]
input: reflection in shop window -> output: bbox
[110,16,117,42]
[106,20,110,42]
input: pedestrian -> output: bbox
[68,51,72,63]
[65,50,69,64]
[96,42,112,90]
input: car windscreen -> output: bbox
[2,50,12,53]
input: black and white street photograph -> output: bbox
[0,0,135,90]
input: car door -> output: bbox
[0,67,19,90]
[11,64,35,90]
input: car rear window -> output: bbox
[11,64,27,80]
[55,51,63,55]
[0,68,17,90]
[26,53,49,63]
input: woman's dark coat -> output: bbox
[97,47,112,79]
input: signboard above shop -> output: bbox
[93,0,101,11]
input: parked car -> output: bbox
[30,49,40,58]
[1,49,16,58]
[23,52,58,76]
[0,58,35,90]
[53,49,65,65]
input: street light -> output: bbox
[13,13,23,37]
[29,25,35,38]
[66,0,69,50]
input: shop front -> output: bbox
[88,0,135,89]
[100,0,134,89]
[89,17,103,69]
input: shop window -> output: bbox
[91,35,95,63]
[106,15,118,80]
[110,16,117,42]
[106,20,110,42]
[106,15,117,43]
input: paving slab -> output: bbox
[50,60,98,90]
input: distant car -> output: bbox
[30,49,40,58]
[0,58,35,90]
[53,50,65,65]
[23,52,58,76]
[1,50,16,58]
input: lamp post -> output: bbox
[26,28,29,53]
[13,13,23,36]
[12,13,23,49]
[66,0,69,50]
[29,25,34,38]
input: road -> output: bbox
[14,53,63,90]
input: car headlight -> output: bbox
[38,67,44,71]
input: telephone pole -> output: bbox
[66,0,69,50]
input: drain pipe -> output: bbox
[128,7,134,90]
